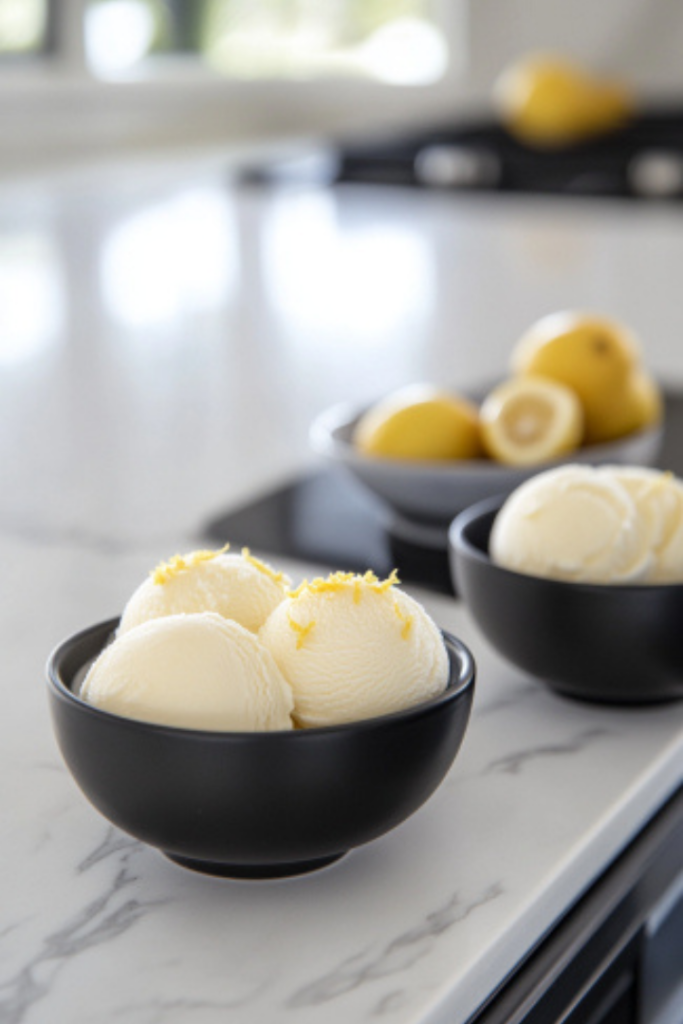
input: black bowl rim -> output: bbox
[449,494,683,595]
[46,619,475,741]
[311,397,663,475]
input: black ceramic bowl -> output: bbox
[449,496,683,705]
[47,619,475,879]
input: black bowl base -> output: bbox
[164,851,346,879]
[545,682,683,707]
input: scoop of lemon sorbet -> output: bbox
[490,464,655,583]
[81,612,295,732]
[259,570,449,728]
[119,546,290,635]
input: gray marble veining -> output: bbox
[287,884,505,1009]
[0,838,158,1024]
[483,728,611,776]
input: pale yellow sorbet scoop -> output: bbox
[120,547,290,635]
[81,612,295,731]
[490,464,652,583]
[260,571,449,728]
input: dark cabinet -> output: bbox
[469,786,683,1024]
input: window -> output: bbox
[0,0,464,171]
[83,0,449,85]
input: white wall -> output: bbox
[466,0,683,99]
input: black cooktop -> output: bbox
[242,107,683,200]
[203,392,683,597]
[205,468,455,594]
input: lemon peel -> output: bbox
[241,547,286,586]
[287,615,316,650]
[151,544,230,585]
[393,599,414,640]
[287,569,400,600]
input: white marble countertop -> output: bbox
[1,159,683,1024]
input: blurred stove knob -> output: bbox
[628,150,683,198]
[414,145,501,189]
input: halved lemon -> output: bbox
[480,376,583,465]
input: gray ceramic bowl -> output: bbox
[47,620,475,879]
[449,496,683,704]
[310,399,662,523]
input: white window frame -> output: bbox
[0,0,473,175]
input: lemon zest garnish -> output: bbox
[151,544,230,585]
[374,568,401,593]
[288,615,316,649]
[287,568,400,600]
[241,547,285,586]
[287,571,356,599]
[393,599,414,640]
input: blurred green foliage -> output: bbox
[0,0,47,54]
[85,0,434,72]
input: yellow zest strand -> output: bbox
[393,599,414,640]
[287,571,355,598]
[287,568,400,600]
[151,544,230,585]
[288,615,316,649]
[374,568,400,593]
[241,547,285,585]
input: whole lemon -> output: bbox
[354,386,482,461]
[512,311,642,444]
[629,369,663,430]
[494,53,634,148]
[586,368,663,442]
